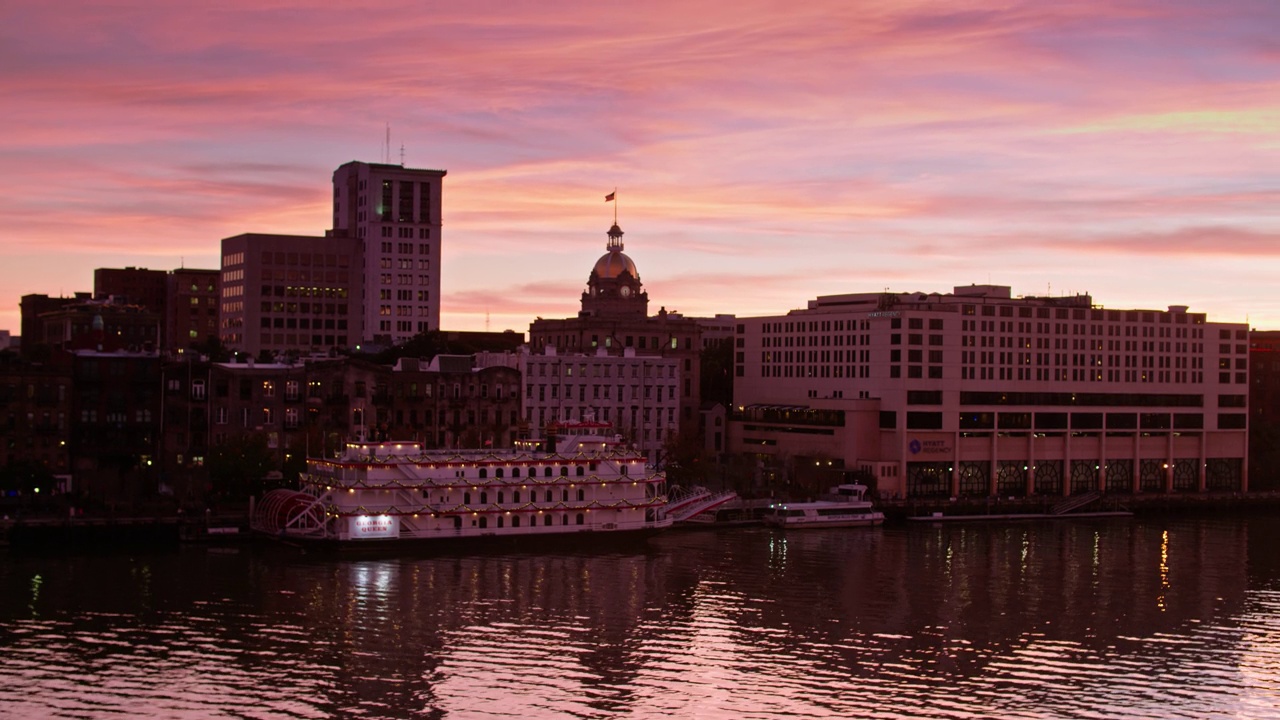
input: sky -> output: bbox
[2,0,1279,337]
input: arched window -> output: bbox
[498,491,505,504]
[480,492,488,504]
[562,489,569,502]
[497,516,504,528]
[544,467,552,477]
[496,468,504,478]
[464,492,471,504]
[576,466,585,476]
[577,489,585,501]
[479,517,487,529]
[453,516,462,529]
[513,491,521,503]
[559,467,569,477]
[512,516,520,528]
[576,513,585,525]
[512,467,521,478]
[544,515,552,526]
[562,515,569,525]
[545,490,552,502]
[479,469,487,479]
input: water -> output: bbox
[3,516,1280,719]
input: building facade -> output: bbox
[219,233,362,357]
[95,267,167,309]
[70,350,162,503]
[167,268,220,354]
[331,161,446,346]
[0,352,72,491]
[528,223,702,433]
[521,346,679,465]
[731,285,1249,499]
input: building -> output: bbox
[70,350,162,503]
[520,346,679,465]
[528,223,703,434]
[19,293,86,358]
[331,161,447,346]
[166,268,220,354]
[694,313,737,349]
[95,266,167,311]
[1248,330,1280,490]
[378,354,523,449]
[730,285,1249,499]
[0,352,72,491]
[39,299,160,354]
[219,233,362,357]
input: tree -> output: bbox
[205,432,279,501]
[661,428,709,489]
[190,335,233,363]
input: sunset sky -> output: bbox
[3,1,1279,337]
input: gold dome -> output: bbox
[593,250,638,280]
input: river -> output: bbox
[2,515,1279,719]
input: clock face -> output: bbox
[620,286,632,298]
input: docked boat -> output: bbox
[251,420,672,548]
[762,484,885,529]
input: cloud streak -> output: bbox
[2,0,1279,334]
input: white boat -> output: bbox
[251,420,672,548]
[762,484,885,529]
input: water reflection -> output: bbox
[0,517,1278,719]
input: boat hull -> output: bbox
[258,519,674,555]
[763,513,885,529]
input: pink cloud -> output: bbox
[3,0,1280,337]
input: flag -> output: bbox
[605,192,615,202]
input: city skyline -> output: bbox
[3,1,1278,338]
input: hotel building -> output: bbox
[731,285,1249,499]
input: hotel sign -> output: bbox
[349,515,398,539]
[908,437,952,456]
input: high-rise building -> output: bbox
[730,284,1249,499]
[331,161,446,346]
[219,233,362,356]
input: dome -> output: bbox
[593,250,638,280]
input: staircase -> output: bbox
[669,491,738,523]
[664,486,738,521]
[1052,490,1101,515]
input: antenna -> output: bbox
[485,309,491,332]
[399,143,405,167]
[384,123,390,163]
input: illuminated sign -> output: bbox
[350,515,398,539]
[908,437,952,456]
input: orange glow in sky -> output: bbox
[3,1,1279,335]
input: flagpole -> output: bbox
[613,187,618,224]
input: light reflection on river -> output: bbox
[3,516,1280,719]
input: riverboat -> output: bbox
[762,484,885,529]
[251,420,672,548]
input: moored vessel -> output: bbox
[251,420,672,548]
[762,484,885,529]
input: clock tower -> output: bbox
[581,223,648,319]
